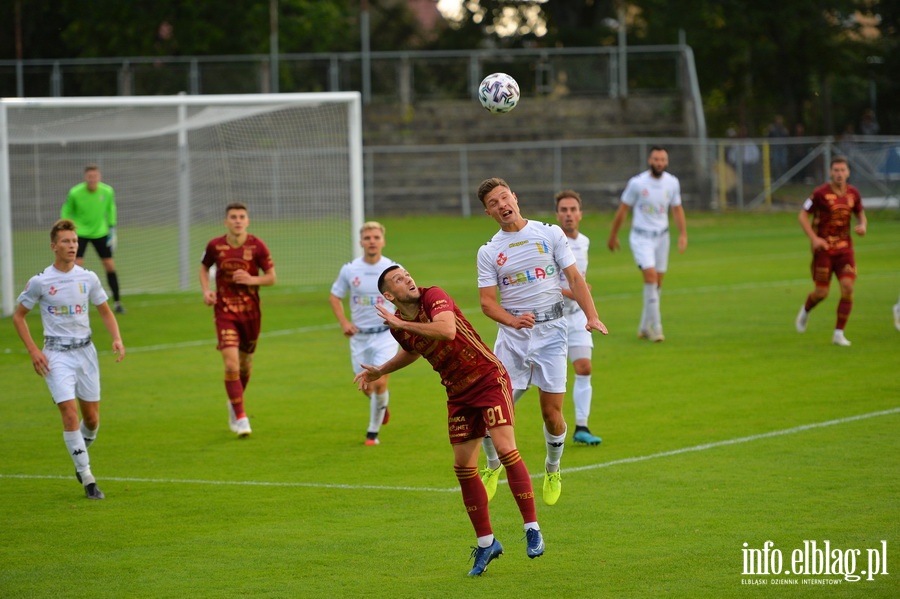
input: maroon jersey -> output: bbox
[803,183,863,254]
[201,234,274,318]
[391,287,508,398]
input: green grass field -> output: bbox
[1,211,898,598]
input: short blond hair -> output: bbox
[51,219,77,242]
[360,221,385,235]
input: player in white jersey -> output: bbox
[555,190,602,446]
[329,221,399,445]
[608,146,688,342]
[12,219,125,500]
[476,178,607,506]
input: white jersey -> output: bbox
[477,220,575,313]
[621,170,682,233]
[330,256,398,330]
[559,232,589,313]
[16,264,108,340]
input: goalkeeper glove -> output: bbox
[106,227,118,251]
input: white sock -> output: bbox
[524,522,540,532]
[544,422,566,469]
[482,433,500,470]
[375,391,389,415]
[477,534,495,548]
[63,430,91,478]
[366,393,382,434]
[644,283,661,330]
[573,374,592,427]
[79,420,98,448]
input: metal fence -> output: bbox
[363,136,900,215]
[0,45,703,133]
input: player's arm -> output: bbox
[60,190,74,219]
[199,264,216,305]
[376,305,456,340]
[354,347,420,390]
[607,203,630,251]
[561,264,608,335]
[797,204,828,251]
[479,286,534,329]
[95,302,125,362]
[854,209,867,236]
[12,303,49,376]
[232,267,276,287]
[329,293,358,337]
[672,204,688,253]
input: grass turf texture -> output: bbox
[1,211,898,598]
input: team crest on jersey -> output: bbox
[535,241,550,254]
[243,248,253,261]
[48,286,58,296]
[351,276,361,287]
[496,253,508,266]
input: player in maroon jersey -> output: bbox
[199,203,276,436]
[354,265,544,576]
[796,156,867,346]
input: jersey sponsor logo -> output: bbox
[46,303,88,316]
[500,264,557,286]
[352,294,386,307]
[639,203,667,216]
[535,241,550,254]
[496,253,508,266]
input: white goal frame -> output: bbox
[0,93,364,316]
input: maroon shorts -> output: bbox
[446,373,515,445]
[214,313,261,353]
[811,251,856,287]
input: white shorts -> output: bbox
[494,318,568,393]
[349,329,398,375]
[565,309,593,353]
[629,230,670,272]
[44,344,101,404]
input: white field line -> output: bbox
[2,407,896,493]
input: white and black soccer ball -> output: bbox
[478,72,520,114]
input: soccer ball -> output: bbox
[478,73,520,114]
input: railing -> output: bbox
[1,45,696,108]
[362,136,900,215]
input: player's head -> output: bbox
[555,189,583,235]
[50,219,78,262]
[647,146,669,178]
[477,178,510,207]
[224,202,249,235]
[360,221,386,257]
[478,178,521,227]
[377,265,419,303]
[84,164,101,191]
[50,219,77,243]
[829,156,850,185]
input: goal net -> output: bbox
[0,93,363,315]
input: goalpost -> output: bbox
[0,93,364,316]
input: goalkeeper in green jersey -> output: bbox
[61,164,125,313]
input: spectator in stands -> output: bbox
[767,115,790,179]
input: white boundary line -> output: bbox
[2,407,896,493]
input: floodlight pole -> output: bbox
[270,0,279,94]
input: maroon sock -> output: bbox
[225,379,245,419]
[455,465,492,538]
[836,298,852,330]
[804,293,824,313]
[500,450,537,523]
